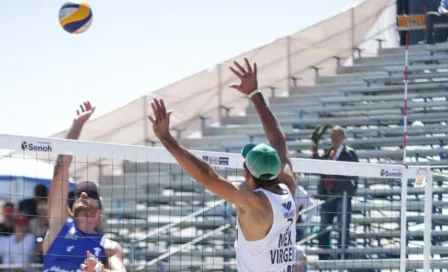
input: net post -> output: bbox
[400,33,410,272]
[399,169,408,272]
[423,170,433,272]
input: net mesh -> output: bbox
[0,134,436,271]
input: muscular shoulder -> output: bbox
[236,182,264,210]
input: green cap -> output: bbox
[241,143,281,180]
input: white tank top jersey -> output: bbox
[235,183,297,272]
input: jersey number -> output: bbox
[286,218,293,231]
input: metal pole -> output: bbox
[341,191,348,260]
[399,170,408,272]
[286,36,292,90]
[143,96,149,146]
[217,63,223,124]
[402,33,409,167]
[400,33,410,272]
[351,7,355,60]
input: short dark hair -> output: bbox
[253,176,279,187]
[34,184,48,199]
[244,163,279,188]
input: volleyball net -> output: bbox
[0,133,440,272]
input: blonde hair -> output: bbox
[332,125,346,138]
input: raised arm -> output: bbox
[148,99,259,211]
[43,101,95,254]
[229,58,297,195]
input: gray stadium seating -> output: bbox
[96,42,448,271]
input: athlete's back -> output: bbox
[43,220,106,272]
[148,60,298,271]
[235,183,297,272]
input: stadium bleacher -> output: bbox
[93,42,448,271]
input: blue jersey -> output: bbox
[43,220,107,272]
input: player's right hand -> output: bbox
[74,101,95,126]
[148,98,172,140]
[80,251,104,272]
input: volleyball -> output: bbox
[59,1,93,34]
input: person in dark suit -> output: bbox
[311,125,359,260]
[397,0,410,46]
[425,0,448,44]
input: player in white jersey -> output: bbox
[148,58,298,272]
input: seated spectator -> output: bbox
[29,200,48,263]
[0,202,15,236]
[425,0,448,44]
[0,214,36,271]
[18,184,48,217]
[154,263,165,272]
[29,200,48,238]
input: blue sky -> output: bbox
[1,0,359,138]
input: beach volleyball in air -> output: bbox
[59,1,93,34]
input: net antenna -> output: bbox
[399,32,410,272]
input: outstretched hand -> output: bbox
[80,251,104,272]
[148,98,172,140]
[229,58,258,95]
[74,101,95,126]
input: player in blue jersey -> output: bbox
[42,101,126,272]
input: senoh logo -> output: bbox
[380,169,403,178]
[21,141,52,152]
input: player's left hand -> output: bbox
[74,101,95,126]
[148,98,172,140]
[80,251,104,272]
